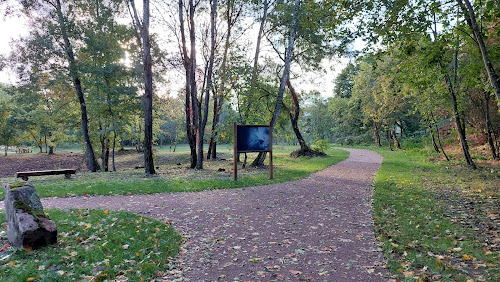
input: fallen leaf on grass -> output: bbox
[0,244,10,252]
[122,244,129,250]
[290,270,302,275]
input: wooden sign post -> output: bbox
[233,122,273,181]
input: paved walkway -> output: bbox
[24,148,388,281]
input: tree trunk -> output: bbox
[141,0,155,175]
[245,0,269,119]
[374,123,381,146]
[483,91,498,159]
[104,138,110,172]
[392,130,401,150]
[251,0,301,167]
[112,131,116,171]
[386,130,393,151]
[458,0,500,106]
[55,0,99,172]
[179,0,197,168]
[4,145,7,156]
[285,78,309,151]
[447,80,477,168]
[208,1,237,160]
[432,112,450,161]
[431,132,440,153]
[431,13,475,169]
[196,0,218,169]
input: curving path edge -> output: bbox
[15,148,389,281]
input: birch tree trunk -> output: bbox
[251,0,301,167]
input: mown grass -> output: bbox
[0,148,349,199]
[0,209,181,281]
[370,147,499,281]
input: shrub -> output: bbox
[311,139,330,154]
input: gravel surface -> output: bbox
[7,148,389,281]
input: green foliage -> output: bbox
[311,139,329,153]
[0,209,181,281]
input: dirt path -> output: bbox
[30,148,388,281]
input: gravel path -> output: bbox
[34,148,388,281]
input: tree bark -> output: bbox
[445,75,477,168]
[483,91,498,159]
[373,123,381,146]
[458,0,500,106]
[196,0,218,169]
[392,129,401,150]
[285,78,309,151]
[386,130,393,151]
[431,12,475,169]
[179,0,198,168]
[208,0,239,159]
[245,0,269,120]
[251,0,301,167]
[112,130,116,171]
[141,0,155,175]
[55,0,100,172]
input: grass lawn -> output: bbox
[0,209,181,281]
[0,146,349,199]
[369,147,499,281]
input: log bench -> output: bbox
[16,169,77,181]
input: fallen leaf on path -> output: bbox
[290,270,302,275]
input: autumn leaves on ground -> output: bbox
[0,144,498,281]
[373,145,499,281]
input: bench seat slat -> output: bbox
[16,169,76,178]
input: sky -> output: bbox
[0,1,29,84]
[0,1,357,98]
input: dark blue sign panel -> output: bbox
[237,126,270,152]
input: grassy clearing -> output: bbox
[370,147,499,281]
[0,147,348,199]
[0,209,181,281]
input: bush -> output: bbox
[311,139,330,154]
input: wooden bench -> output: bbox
[16,169,77,181]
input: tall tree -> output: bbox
[13,0,101,171]
[196,0,218,169]
[457,0,500,105]
[251,0,301,167]
[129,0,155,175]
[207,0,243,160]
[178,0,199,168]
